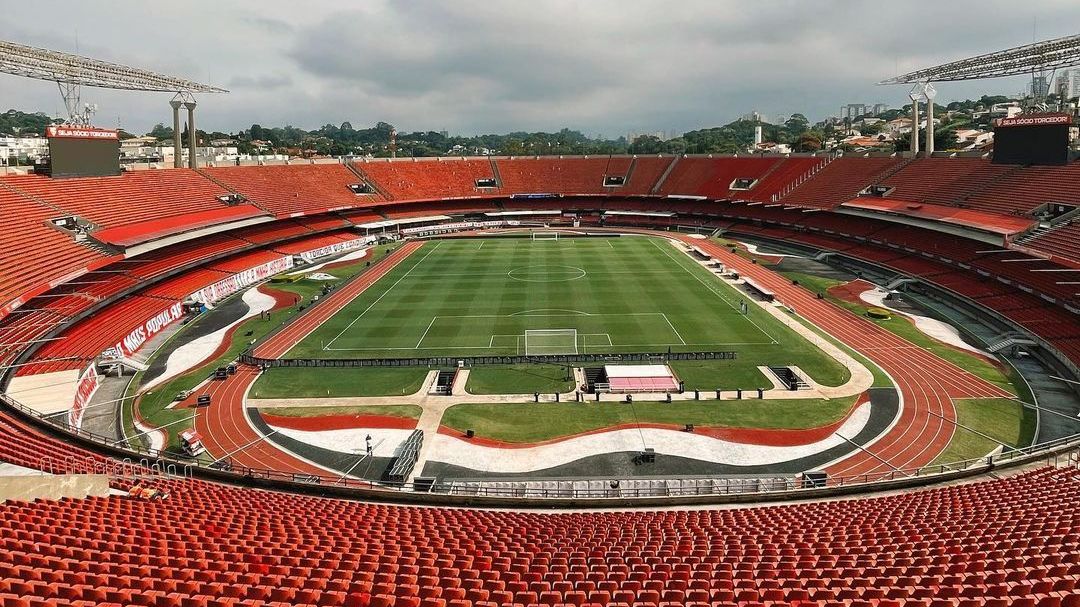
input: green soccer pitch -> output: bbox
[280,235,849,388]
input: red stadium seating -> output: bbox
[15,295,179,375]
[740,156,822,203]
[204,164,370,216]
[358,158,499,201]
[1024,222,1080,264]
[0,442,1077,607]
[655,156,781,198]
[2,170,253,238]
[780,156,905,209]
[0,182,113,317]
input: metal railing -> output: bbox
[242,350,738,368]
[4,388,1080,505]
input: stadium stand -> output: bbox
[1024,221,1080,264]
[780,156,906,209]
[880,158,1018,208]
[203,164,371,216]
[1,171,263,246]
[495,157,624,195]
[0,183,113,317]
[656,156,781,199]
[963,162,1080,216]
[270,231,360,255]
[206,250,288,274]
[358,158,500,201]
[739,156,822,202]
[0,428,1078,607]
[232,220,314,244]
[140,268,234,300]
[14,295,179,375]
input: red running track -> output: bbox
[676,235,1012,479]
[197,231,1010,482]
[194,241,424,473]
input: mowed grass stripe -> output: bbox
[284,237,850,388]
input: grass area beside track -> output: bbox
[440,396,858,443]
[256,405,422,419]
[251,367,428,399]
[930,398,1038,466]
[464,365,576,395]
[777,270,1015,394]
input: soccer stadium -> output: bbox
[3,4,1080,605]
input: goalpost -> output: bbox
[531,231,560,241]
[524,329,578,356]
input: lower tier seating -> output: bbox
[0,432,1077,607]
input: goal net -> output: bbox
[532,231,559,241]
[524,329,578,356]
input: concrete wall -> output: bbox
[0,474,110,503]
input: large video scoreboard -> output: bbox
[992,113,1072,166]
[45,125,121,178]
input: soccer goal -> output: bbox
[524,329,578,355]
[532,231,560,241]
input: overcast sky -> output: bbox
[3,0,1079,137]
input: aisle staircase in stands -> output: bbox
[650,156,680,194]
[346,164,393,201]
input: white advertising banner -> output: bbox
[190,256,294,305]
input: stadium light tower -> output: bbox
[882,34,1080,155]
[0,39,226,166]
[908,86,924,156]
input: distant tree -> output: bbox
[628,135,664,154]
[784,113,810,135]
[860,122,884,136]
[794,132,822,152]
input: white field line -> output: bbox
[325,341,769,352]
[324,241,443,349]
[660,312,687,345]
[415,316,438,348]
[650,238,779,345]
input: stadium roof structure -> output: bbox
[0,40,227,93]
[879,33,1080,84]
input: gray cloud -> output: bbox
[2,0,1078,137]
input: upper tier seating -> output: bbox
[358,158,499,201]
[780,156,905,209]
[880,158,1080,217]
[655,157,781,199]
[2,170,244,232]
[964,161,1080,216]
[740,157,822,203]
[204,164,370,216]
[1025,222,1080,264]
[880,158,1017,209]
[0,437,1078,607]
[0,183,110,317]
[496,157,660,196]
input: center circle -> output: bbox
[507,265,587,283]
